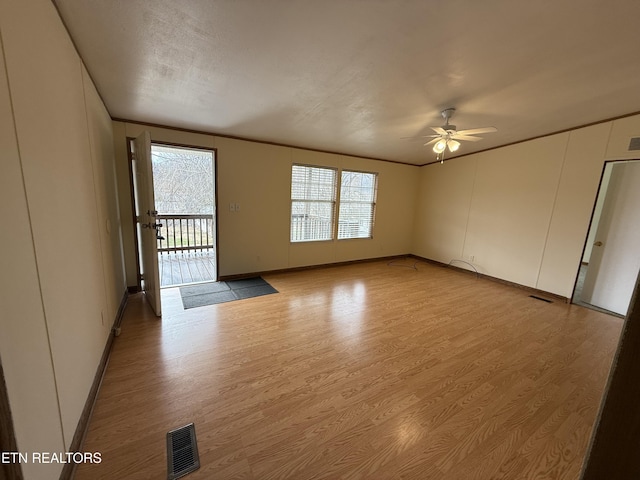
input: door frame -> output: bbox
[127,138,220,290]
[572,158,640,313]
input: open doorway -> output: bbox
[130,139,218,297]
[151,143,217,287]
[573,160,640,316]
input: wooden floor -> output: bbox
[75,259,623,480]
[158,250,216,287]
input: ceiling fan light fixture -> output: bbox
[433,139,447,153]
[420,107,497,160]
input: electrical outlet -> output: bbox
[469,255,475,262]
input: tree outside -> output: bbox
[151,145,215,251]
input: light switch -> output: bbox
[235,203,241,212]
[229,203,235,212]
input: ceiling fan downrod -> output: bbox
[441,108,456,132]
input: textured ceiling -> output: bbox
[54,0,640,165]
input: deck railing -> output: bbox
[290,215,370,241]
[156,214,214,253]
[291,214,333,242]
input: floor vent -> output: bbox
[167,423,200,479]
[529,295,553,303]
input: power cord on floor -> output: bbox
[447,259,480,278]
[387,257,480,279]
[387,257,419,270]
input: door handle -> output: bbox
[594,241,603,247]
[142,222,163,229]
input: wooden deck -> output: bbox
[158,250,216,287]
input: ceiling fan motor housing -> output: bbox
[441,108,457,132]
[441,107,456,121]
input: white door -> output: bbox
[581,161,640,315]
[133,131,162,316]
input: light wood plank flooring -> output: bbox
[158,250,216,287]
[75,259,622,479]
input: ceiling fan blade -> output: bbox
[423,138,440,146]
[429,126,447,135]
[452,134,483,142]
[401,133,440,140]
[456,126,497,136]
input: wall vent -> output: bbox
[628,137,640,151]
[530,295,553,303]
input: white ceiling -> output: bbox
[53,0,640,165]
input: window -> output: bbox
[338,170,378,239]
[291,165,337,242]
[290,165,378,242]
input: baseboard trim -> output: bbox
[218,254,409,282]
[220,254,569,303]
[410,255,570,304]
[113,289,129,331]
[59,289,129,480]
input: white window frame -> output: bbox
[337,170,378,240]
[290,165,378,242]
[290,164,337,242]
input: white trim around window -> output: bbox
[290,164,378,242]
[290,164,337,242]
[338,170,378,239]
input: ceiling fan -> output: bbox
[424,108,497,162]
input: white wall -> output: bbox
[0,1,125,478]
[464,134,567,287]
[113,122,419,282]
[535,123,611,295]
[0,24,65,480]
[413,116,640,298]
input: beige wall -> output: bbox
[113,122,419,282]
[413,115,640,298]
[0,1,125,478]
[0,22,65,480]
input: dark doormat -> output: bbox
[180,277,278,309]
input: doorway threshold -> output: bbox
[573,299,624,318]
